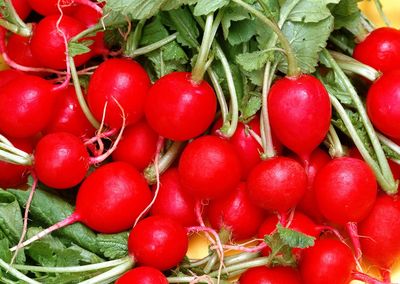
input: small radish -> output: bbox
[150,168,197,227]
[353,27,400,73]
[128,216,189,271]
[366,70,400,139]
[257,212,319,257]
[116,267,168,284]
[112,120,158,171]
[0,137,34,188]
[268,74,331,162]
[213,115,281,179]
[359,195,400,271]
[27,0,99,16]
[6,33,42,68]
[178,135,241,200]
[33,132,89,189]
[0,74,54,138]
[145,72,217,141]
[11,0,31,20]
[297,148,331,222]
[299,238,355,284]
[11,162,152,251]
[247,157,307,213]
[87,58,151,129]
[314,157,377,225]
[239,266,302,284]
[30,15,93,70]
[0,69,23,87]
[43,86,96,139]
[207,182,265,240]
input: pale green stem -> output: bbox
[0,259,40,284]
[327,124,345,158]
[131,33,177,57]
[209,256,270,277]
[78,260,134,284]
[208,67,229,126]
[0,142,31,160]
[377,134,400,157]
[0,149,31,165]
[373,0,391,27]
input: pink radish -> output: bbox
[178,135,241,200]
[268,74,331,162]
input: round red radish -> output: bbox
[27,0,76,16]
[0,137,34,188]
[247,157,307,212]
[297,148,331,222]
[34,132,89,189]
[44,86,95,139]
[353,27,400,73]
[30,15,92,70]
[178,135,241,200]
[11,0,31,20]
[366,70,400,139]
[207,182,265,240]
[314,157,377,225]
[150,168,197,227]
[111,120,158,171]
[300,238,355,284]
[145,71,217,141]
[128,216,188,271]
[87,58,151,129]
[0,75,54,138]
[359,195,400,269]
[116,267,168,284]
[268,74,331,161]
[239,266,302,284]
[75,162,152,233]
[0,69,23,87]
[6,33,42,69]
[257,212,318,257]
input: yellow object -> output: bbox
[359,0,400,28]
[0,55,9,71]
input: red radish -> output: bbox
[353,27,400,73]
[268,74,331,162]
[43,86,96,139]
[0,69,23,87]
[207,182,265,240]
[297,148,331,222]
[111,120,158,171]
[366,70,400,139]
[359,195,400,270]
[11,0,31,20]
[116,267,168,284]
[0,137,34,188]
[247,157,307,212]
[178,135,241,200]
[27,0,76,15]
[213,115,281,179]
[257,212,319,257]
[6,33,42,68]
[12,162,152,251]
[34,132,89,189]
[314,157,377,225]
[145,71,217,141]
[0,74,54,138]
[128,216,189,271]
[299,238,355,284]
[150,168,197,227]
[87,58,151,129]
[239,266,302,284]
[30,15,93,70]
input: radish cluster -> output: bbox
[0,1,400,283]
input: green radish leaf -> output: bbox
[241,91,262,120]
[96,232,129,259]
[104,0,167,20]
[287,0,340,23]
[68,40,94,57]
[166,7,200,49]
[221,4,249,39]
[227,19,257,45]
[279,16,334,73]
[330,0,363,35]
[277,223,315,249]
[0,238,11,262]
[193,0,229,16]
[0,189,24,245]
[161,0,198,10]
[236,50,274,71]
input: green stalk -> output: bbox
[124,19,146,57]
[192,14,215,83]
[69,56,100,129]
[208,256,271,277]
[14,257,129,273]
[0,259,40,284]
[0,149,31,165]
[0,19,31,37]
[0,0,31,36]
[167,277,229,283]
[70,24,104,42]
[322,49,397,194]
[330,94,396,193]
[232,0,299,77]
[325,125,345,158]
[130,33,177,57]
[378,133,400,157]
[373,0,391,27]
[78,260,134,284]
[208,67,229,126]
